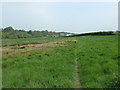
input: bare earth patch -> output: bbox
[12,40,76,48]
[2,40,77,58]
[26,41,64,47]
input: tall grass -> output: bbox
[3,40,76,88]
[76,36,118,88]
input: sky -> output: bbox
[1,2,118,33]
[0,0,119,2]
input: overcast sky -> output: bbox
[1,2,118,33]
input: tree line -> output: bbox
[68,31,118,37]
[1,26,73,39]
[1,26,119,39]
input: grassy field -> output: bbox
[2,37,68,47]
[2,35,119,88]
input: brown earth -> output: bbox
[2,40,77,58]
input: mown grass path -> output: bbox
[74,58,81,88]
[72,37,81,88]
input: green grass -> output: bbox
[2,37,68,47]
[2,35,119,88]
[2,38,77,88]
[76,36,118,88]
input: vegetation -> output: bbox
[69,31,116,37]
[2,34,119,88]
[2,37,67,47]
[2,26,117,39]
[76,36,118,88]
[1,26,74,39]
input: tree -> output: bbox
[3,26,14,32]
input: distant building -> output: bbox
[66,34,73,36]
[60,33,66,36]
[59,33,73,37]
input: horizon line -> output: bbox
[1,26,118,34]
